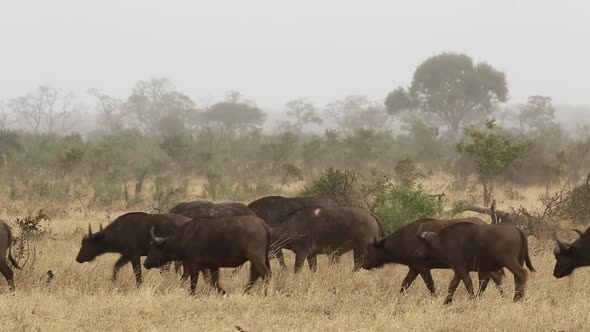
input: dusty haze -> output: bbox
[1,0,589,109]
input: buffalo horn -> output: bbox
[88,223,92,236]
[553,233,568,253]
[99,223,103,232]
[572,228,583,237]
[150,227,165,245]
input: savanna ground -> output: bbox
[0,179,588,332]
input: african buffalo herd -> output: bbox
[1,195,590,304]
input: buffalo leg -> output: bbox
[456,268,475,299]
[174,261,183,274]
[245,258,271,294]
[188,265,199,296]
[477,272,491,295]
[400,268,419,294]
[505,260,527,302]
[307,254,318,273]
[0,260,15,291]
[444,273,462,305]
[130,256,142,287]
[111,256,130,282]
[419,270,436,295]
[208,268,226,295]
[294,252,308,274]
[490,270,505,296]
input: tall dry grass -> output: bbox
[0,182,586,331]
[0,213,587,331]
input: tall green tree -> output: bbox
[386,53,508,133]
[457,119,532,206]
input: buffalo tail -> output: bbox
[518,228,535,272]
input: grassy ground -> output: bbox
[0,219,587,332]
[0,182,585,331]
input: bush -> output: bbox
[374,183,444,231]
[302,168,390,208]
[11,210,50,268]
[148,177,187,213]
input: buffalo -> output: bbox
[144,215,272,296]
[0,220,20,290]
[75,212,190,286]
[362,217,504,295]
[553,227,590,278]
[169,201,254,219]
[418,222,535,304]
[272,206,383,273]
[247,195,337,268]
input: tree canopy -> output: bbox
[386,53,508,133]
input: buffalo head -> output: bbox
[362,237,388,270]
[144,227,174,269]
[553,229,590,278]
[75,223,106,263]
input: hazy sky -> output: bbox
[1,0,589,110]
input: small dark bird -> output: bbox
[46,270,54,285]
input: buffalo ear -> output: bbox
[419,231,436,243]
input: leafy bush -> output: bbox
[374,183,444,231]
[148,177,187,213]
[11,210,50,268]
[302,168,390,208]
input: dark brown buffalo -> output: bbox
[0,220,20,290]
[553,227,590,278]
[144,215,272,296]
[418,222,535,304]
[169,201,254,219]
[362,217,504,295]
[247,195,337,268]
[75,212,190,286]
[272,206,383,273]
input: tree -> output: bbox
[203,92,266,136]
[518,95,557,134]
[88,88,127,132]
[125,78,198,135]
[9,85,81,134]
[457,119,532,206]
[282,98,322,133]
[386,53,508,133]
[325,95,392,134]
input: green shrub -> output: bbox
[374,183,444,231]
[302,168,390,209]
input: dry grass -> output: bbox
[0,215,588,332]
[0,182,585,331]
